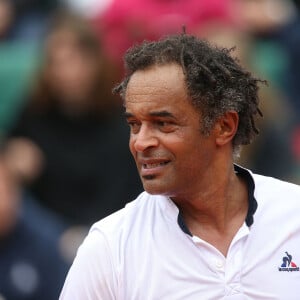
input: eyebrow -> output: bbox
[124,110,176,119]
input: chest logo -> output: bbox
[278,252,299,272]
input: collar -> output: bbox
[177,164,258,236]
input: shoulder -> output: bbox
[251,172,300,222]
[90,191,166,238]
[59,191,172,299]
[79,191,175,262]
[252,172,300,200]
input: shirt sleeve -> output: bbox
[59,228,117,300]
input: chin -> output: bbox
[141,175,175,196]
[143,183,171,196]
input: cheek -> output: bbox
[175,138,213,167]
[172,135,197,154]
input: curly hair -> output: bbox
[114,33,265,148]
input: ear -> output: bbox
[214,111,239,147]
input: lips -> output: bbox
[139,159,170,177]
[143,161,169,169]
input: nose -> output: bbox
[131,125,159,152]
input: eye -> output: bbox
[156,120,176,132]
[157,121,167,126]
[127,121,141,134]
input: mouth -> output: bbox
[139,160,170,178]
[142,161,169,169]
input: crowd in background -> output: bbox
[1,0,300,299]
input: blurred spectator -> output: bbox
[0,156,69,300]
[3,11,142,227]
[231,0,300,183]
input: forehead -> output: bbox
[125,63,190,108]
[127,63,185,90]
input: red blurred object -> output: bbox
[92,0,234,67]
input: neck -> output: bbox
[172,163,248,256]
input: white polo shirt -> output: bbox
[60,166,300,299]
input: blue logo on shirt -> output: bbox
[278,252,299,272]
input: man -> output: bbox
[59,33,300,299]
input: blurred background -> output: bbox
[1,0,300,299]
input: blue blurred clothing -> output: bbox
[0,216,69,300]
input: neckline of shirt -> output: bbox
[175,164,257,236]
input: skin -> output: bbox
[125,63,249,256]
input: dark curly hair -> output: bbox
[114,33,265,149]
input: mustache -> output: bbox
[136,151,168,159]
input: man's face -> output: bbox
[125,63,217,199]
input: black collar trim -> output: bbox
[177,164,257,236]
